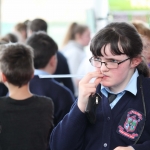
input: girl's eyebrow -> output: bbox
[99,56,118,60]
[99,57,122,62]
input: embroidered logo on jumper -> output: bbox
[116,108,146,141]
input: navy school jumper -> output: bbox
[50,75,150,150]
[54,51,74,95]
[29,75,75,126]
[0,83,8,96]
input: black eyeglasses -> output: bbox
[89,57,130,69]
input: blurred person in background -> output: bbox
[28,18,74,95]
[76,56,95,84]
[27,18,47,37]
[14,20,29,43]
[132,20,150,68]
[61,22,91,97]
[0,33,18,43]
[27,31,74,127]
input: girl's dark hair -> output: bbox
[90,22,150,77]
[62,22,88,47]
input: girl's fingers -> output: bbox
[80,83,98,88]
[94,77,103,87]
[80,71,103,84]
[79,86,97,93]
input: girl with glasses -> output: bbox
[50,22,150,150]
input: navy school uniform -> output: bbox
[29,75,75,126]
[0,83,8,97]
[54,51,74,95]
[50,75,150,150]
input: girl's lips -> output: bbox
[102,75,109,79]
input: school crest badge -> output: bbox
[116,108,146,141]
[124,114,138,132]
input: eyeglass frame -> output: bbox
[89,57,131,69]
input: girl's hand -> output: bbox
[77,71,103,112]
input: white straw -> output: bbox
[39,74,85,78]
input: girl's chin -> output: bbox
[101,81,111,87]
[101,77,109,83]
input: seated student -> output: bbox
[27,18,74,95]
[0,43,54,150]
[26,31,75,126]
[50,22,150,150]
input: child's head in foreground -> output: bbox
[0,43,34,87]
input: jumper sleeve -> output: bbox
[50,102,88,150]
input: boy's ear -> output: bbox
[31,73,34,79]
[131,57,142,68]
[1,73,7,82]
[49,55,57,67]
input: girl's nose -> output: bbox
[100,62,109,72]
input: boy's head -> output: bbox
[0,43,34,87]
[26,31,58,73]
[27,18,47,37]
